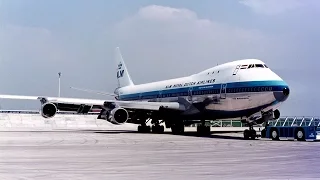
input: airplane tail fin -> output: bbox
[115,47,134,88]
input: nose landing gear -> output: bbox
[243,109,280,140]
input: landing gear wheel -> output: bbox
[243,129,257,140]
[244,129,250,140]
[171,124,184,135]
[270,128,279,140]
[152,125,164,133]
[197,125,211,136]
[138,125,151,133]
[250,129,256,140]
[295,128,305,141]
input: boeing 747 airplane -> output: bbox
[0,47,290,139]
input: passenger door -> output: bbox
[220,84,227,99]
[233,65,240,75]
[188,87,193,102]
[157,91,162,102]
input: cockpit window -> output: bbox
[236,63,267,72]
[240,65,248,69]
[255,64,264,68]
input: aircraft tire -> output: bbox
[243,129,250,140]
[160,125,164,133]
[138,125,151,133]
[152,125,164,133]
[171,124,184,135]
[250,129,256,140]
[196,125,211,136]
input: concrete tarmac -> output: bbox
[1,128,320,180]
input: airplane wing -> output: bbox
[69,87,118,97]
[0,94,185,112]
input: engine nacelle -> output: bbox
[108,107,129,125]
[40,103,57,118]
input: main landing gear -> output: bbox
[137,124,165,133]
[243,125,257,140]
[171,121,185,135]
[137,119,165,133]
[151,119,165,133]
[137,124,151,133]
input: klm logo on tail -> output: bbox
[117,62,124,78]
[117,70,124,78]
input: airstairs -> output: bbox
[267,116,320,127]
[265,116,320,141]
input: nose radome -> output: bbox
[273,85,290,103]
[283,87,290,96]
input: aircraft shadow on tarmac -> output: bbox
[89,130,315,142]
[86,130,246,140]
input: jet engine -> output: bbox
[40,103,57,118]
[108,107,129,125]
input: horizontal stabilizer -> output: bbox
[0,94,39,100]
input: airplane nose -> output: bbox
[273,86,290,102]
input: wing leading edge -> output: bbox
[0,94,185,112]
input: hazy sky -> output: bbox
[0,0,319,116]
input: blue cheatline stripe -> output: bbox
[119,80,288,101]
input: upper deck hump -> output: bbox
[195,59,265,76]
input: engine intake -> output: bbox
[41,103,57,118]
[109,108,129,124]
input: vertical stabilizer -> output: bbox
[115,47,134,88]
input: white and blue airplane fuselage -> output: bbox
[115,59,289,122]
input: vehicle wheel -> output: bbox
[295,128,305,141]
[270,128,279,140]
